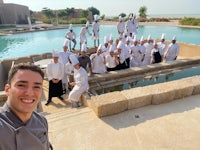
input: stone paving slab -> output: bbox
[49,94,200,150]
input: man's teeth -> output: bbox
[22,99,34,103]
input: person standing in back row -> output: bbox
[65,24,77,50]
[59,39,72,94]
[92,14,100,47]
[117,16,125,37]
[78,43,93,76]
[164,35,179,61]
[0,63,52,150]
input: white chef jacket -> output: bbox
[46,62,64,81]
[143,42,153,65]
[92,22,99,39]
[157,41,167,56]
[165,43,179,61]
[117,21,125,35]
[90,53,106,74]
[69,67,89,102]
[79,27,91,44]
[65,31,76,40]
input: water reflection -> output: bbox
[95,66,200,95]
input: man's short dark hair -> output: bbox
[7,63,44,84]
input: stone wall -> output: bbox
[0,3,29,24]
[87,76,200,117]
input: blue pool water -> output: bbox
[0,25,200,59]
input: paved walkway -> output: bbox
[43,94,200,150]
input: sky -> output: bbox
[3,0,200,17]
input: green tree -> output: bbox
[88,7,100,16]
[58,10,67,18]
[66,8,75,16]
[81,10,89,18]
[139,6,147,18]
[42,7,55,18]
[119,13,126,18]
[42,8,55,24]
[100,14,105,20]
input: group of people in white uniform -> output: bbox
[65,14,100,50]
[89,32,179,73]
[45,41,89,108]
[45,13,180,107]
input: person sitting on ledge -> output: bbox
[68,54,89,108]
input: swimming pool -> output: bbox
[0,25,200,59]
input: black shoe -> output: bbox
[58,96,64,101]
[45,100,51,106]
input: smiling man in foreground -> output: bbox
[0,63,52,150]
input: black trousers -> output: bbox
[48,80,63,100]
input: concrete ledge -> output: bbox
[121,87,152,109]
[184,76,200,95]
[146,83,176,105]
[89,76,200,118]
[90,91,128,117]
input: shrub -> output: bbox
[179,17,200,26]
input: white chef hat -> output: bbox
[161,33,165,39]
[69,24,73,30]
[119,16,122,21]
[109,34,113,41]
[129,13,133,19]
[86,21,89,27]
[117,41,123,49]
[81,43,87,52]
[153,40,157,46]
[94,14,98,21]
[133,35,137,42]
[172,35,176,40]
[52,49,59,58]
[104,36,109,44]
[69,54,79,66]
[140,36,144,42]
[126,37,129,42]
[109,45,115,52]
[63,39,70,47]
[147,34,151,40]
[97,44,103,51]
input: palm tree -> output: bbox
[42,7,55,24]
[139,6,147,18]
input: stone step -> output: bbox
[44,107,92,122]
[45,107,95,133]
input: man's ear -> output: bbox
[4,84,10,96]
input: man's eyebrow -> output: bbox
[17,80,42,85]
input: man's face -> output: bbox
[81,51,86,56]
[53,57,59,63]
[5,70,43,118]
